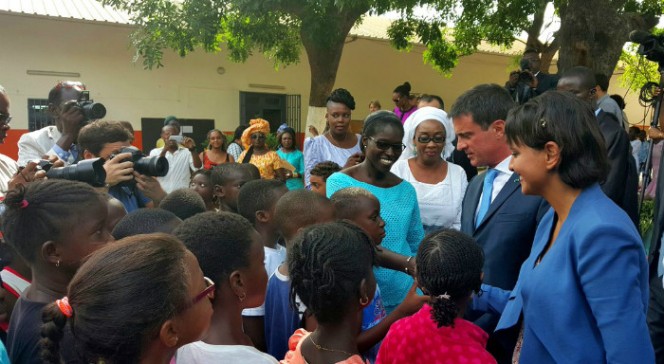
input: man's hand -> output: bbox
[182,136,196,150]
[104,152,134,187]
[649,127,664,141]
[134,172,166,205]
[8,156,65,191]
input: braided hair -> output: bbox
[1,180,105,264]
[40,234,190,364]
[309,161,341,182]
[416,229,484,327]
[326,88,356,110]
[288,221,376,324]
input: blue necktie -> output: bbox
[476,169,498,227]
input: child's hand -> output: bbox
[395,280,429,317]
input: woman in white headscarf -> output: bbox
[392,107,468,232]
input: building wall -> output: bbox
[0,12,650,159]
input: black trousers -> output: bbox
[648,274,664,364]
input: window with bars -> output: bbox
[27,99,53,131]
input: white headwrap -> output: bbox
[400,106,455,161]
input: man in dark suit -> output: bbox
[557,67,639,226]
[522,49,559,96]
[450,84,548,363]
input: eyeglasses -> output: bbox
[187,276,215,309]
[369,137,405,152]
[417,135,445,144]
[251,133,266,140]
[0,113,11,125]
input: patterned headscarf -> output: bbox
[241,118,271,149]
[400,106,455,161]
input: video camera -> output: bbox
[109,146,169,178]
[39,158,107,187]
[76,91,106,122]
[518,59,535,83]
[630,30,664,64]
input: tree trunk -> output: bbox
[557,0,658,77]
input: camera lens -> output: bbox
[134,156,169,177]
[45,158,107,187]
[81,102,107,120]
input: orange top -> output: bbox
[280,329,369,364]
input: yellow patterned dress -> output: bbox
[238,150,282,179]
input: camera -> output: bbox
[39,158,107,187]
[110,146,169,177]
[518,59,534,83]
[77,91,106,121]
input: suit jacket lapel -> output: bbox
[476,172,521,229]
[462,173,484,233]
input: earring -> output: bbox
[359,296,369,306]
[238,292,246,302]
[56,260,60,268]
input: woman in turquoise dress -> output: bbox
[277,127,304,190]
[326,111,425,313]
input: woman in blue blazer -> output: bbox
[472,91,654,363]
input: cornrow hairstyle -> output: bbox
[393,82,412,97]
[361,110,404,152]
[159,188,206,220]
[210,163,246,187]
[278,127,298,150]
[288,221,376,324]
[112,209,181,240]
[326,88,356,110]
[330,187,376,220]
[174,212,254,286]
[237,179,286,224]
[309,161,341,182]
[1,180,104,264]
[40,234,190,364]
[78,120,133,156]
[274,189,334,241]
[207,129,227,151]
[416,229,484,328]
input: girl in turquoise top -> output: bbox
[326,111,425,313]
[277,127,304,190]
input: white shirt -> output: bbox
[242,244,287,317]
[475,155,512,220]
[17,126,60,166]
[391,160,467,231]
[149,147,196,194]
[0,153,18,197]
[176,341,278,364]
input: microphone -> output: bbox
[630,30,654,45]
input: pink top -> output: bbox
[376,305,496,364]
[280,329,368,364]
[393,106,418,124]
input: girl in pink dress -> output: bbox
[377,229,496,364]
[281,222,375,364]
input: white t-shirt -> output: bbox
[149,147,197,193]
[176,341,278,364]
[242,244,287,317]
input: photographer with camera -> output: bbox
[506,49,559,104]
[17,81,106,167]
[149,124,202,193]
[78,121,167,212]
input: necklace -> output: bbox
[308,334,355,357]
